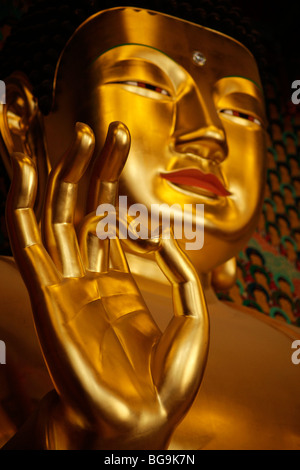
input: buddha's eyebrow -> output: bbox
[222,75,263,93]
[89,43,177,67]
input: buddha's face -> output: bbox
[43,7,267,272]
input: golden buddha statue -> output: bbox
[0,1,299,450]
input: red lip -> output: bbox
[160,168,231,197]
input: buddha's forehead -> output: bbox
[56,7,262,89]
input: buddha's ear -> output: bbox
[0,72,49,221]
[211,257,237,292]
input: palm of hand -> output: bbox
[6,121,209,449]
[45,269,161,401]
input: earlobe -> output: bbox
[211,256,237,292]
[0,72,50,222]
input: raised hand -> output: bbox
[6,121,209,450]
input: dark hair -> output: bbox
[1,0,267,115]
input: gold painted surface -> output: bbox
[0,7,299,450]
[3,120,209,450]
[41,8,267,276]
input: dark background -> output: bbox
[0,0,299,84]
[233,0,299,93]
[1,0,300,324]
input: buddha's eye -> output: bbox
[219,108,262,127]
[111,80,171,96]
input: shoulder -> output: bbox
[0,256,52,445]
[222,300,300,340]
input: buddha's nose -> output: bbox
[173,85,228,164]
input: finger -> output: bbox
[42,122,95,278]
[78,213,109,273]
[78,208,160,273]
[6,153,61,290]
[109,239,129,272]
[87,121,131,211]
[151,232,209,417]
[79,206,131,273]
[84,122,130,272]
[155,231,197,286]
[118,210,161,255]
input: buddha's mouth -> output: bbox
[160,168,231,197]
